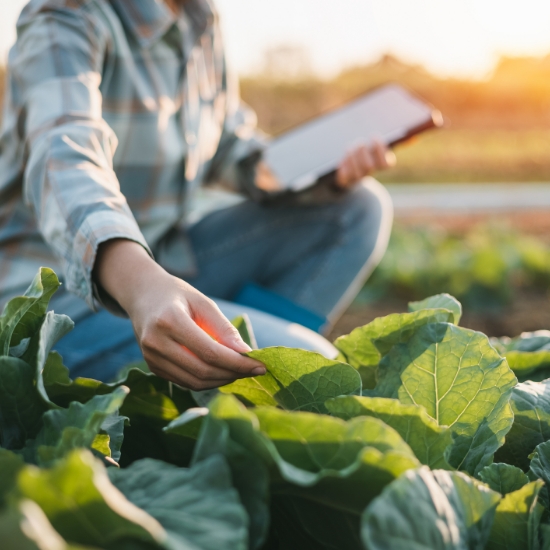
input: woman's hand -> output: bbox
[336,141,396,189]
[255,140,395,193]
[94,239,266,390]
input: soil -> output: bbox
[329,287,550,340]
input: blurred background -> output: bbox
[2,0,550,337]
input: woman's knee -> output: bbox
[339,177,394,238]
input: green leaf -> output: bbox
[375,322,517,475]
[0,268,60,353]
[27,311,73,406]
[505,351,550,383]
[478,463,530,495]
[13,449,166,549]
[0,499,93,550]
[91,433,111,457]
[528,440,550,509]
[325,395,453,469]
[109,455,249,550]
[220,347,361,413]
[493,332,550,382]
[163,407,209,440]
[0,449,24,505]
[501,331,550,353]
[190,396,271,549]
[486,481,545,550]
[0,309,78,451]
[495,380,550,471]
[113,369,199,467]
[42,351,72,389]
[99,414,126,463]
[409,293,463,324]
[0,357,49,449]
[43,365,196,422]
[253,405,419,510]
[37,364,199,466]
[191,394,419,549]
[231,314,257,349]
[20,387,129,466]
[117,369,197,424]
[333,308,454,390]
[361,467,500,550]
[268,495,364,550]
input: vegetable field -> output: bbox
[363,224,550,310]
[4,269,550,549]
[329,223,550,340]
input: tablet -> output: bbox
[263,83,443,191]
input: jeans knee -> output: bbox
[341,177,393,234]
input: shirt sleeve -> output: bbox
[204,34,268,197]
[12,5,151,312]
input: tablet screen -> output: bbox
[263,83,441,191]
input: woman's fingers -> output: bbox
[358,144,375,174]
[372,140,396,169]
[147,352,237,391]
[145,336,248,385]
[163,308,266,376]
[190,295,251,353]
[336,159,351,187]
[336,142,395,188]
[255,161,283,192]
[349,149,365,183]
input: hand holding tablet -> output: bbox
[259,83,442,193]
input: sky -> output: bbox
[2,0,550,78]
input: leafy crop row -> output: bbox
[363,224,550,308]
[3,268,550,549]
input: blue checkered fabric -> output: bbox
[0,0,264,312]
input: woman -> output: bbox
[0,0,394,387]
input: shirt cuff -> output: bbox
[64,209,152,316]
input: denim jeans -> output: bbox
[50,178,393,381]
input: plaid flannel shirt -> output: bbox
[0,0,264,312]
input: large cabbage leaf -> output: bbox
[361,466,500,550]
[325,395,452,469]
[11,450,166,550]
[409,293,463,324]
[528,440,550,509]
[478,463,529,495]
[0,499,92,550]
[492,331,550,382]
[375,322,516,475]
[495,380,550,471]
[187,394,418,549]
[333,308,454,389]
[183,396,270,549]
[220,347,361,413]
[109,455,249,550]
[485,481,545,550]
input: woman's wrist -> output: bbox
[93,239,164,314]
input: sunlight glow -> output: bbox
[2,0,550,78]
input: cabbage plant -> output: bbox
[2,269,550,549]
